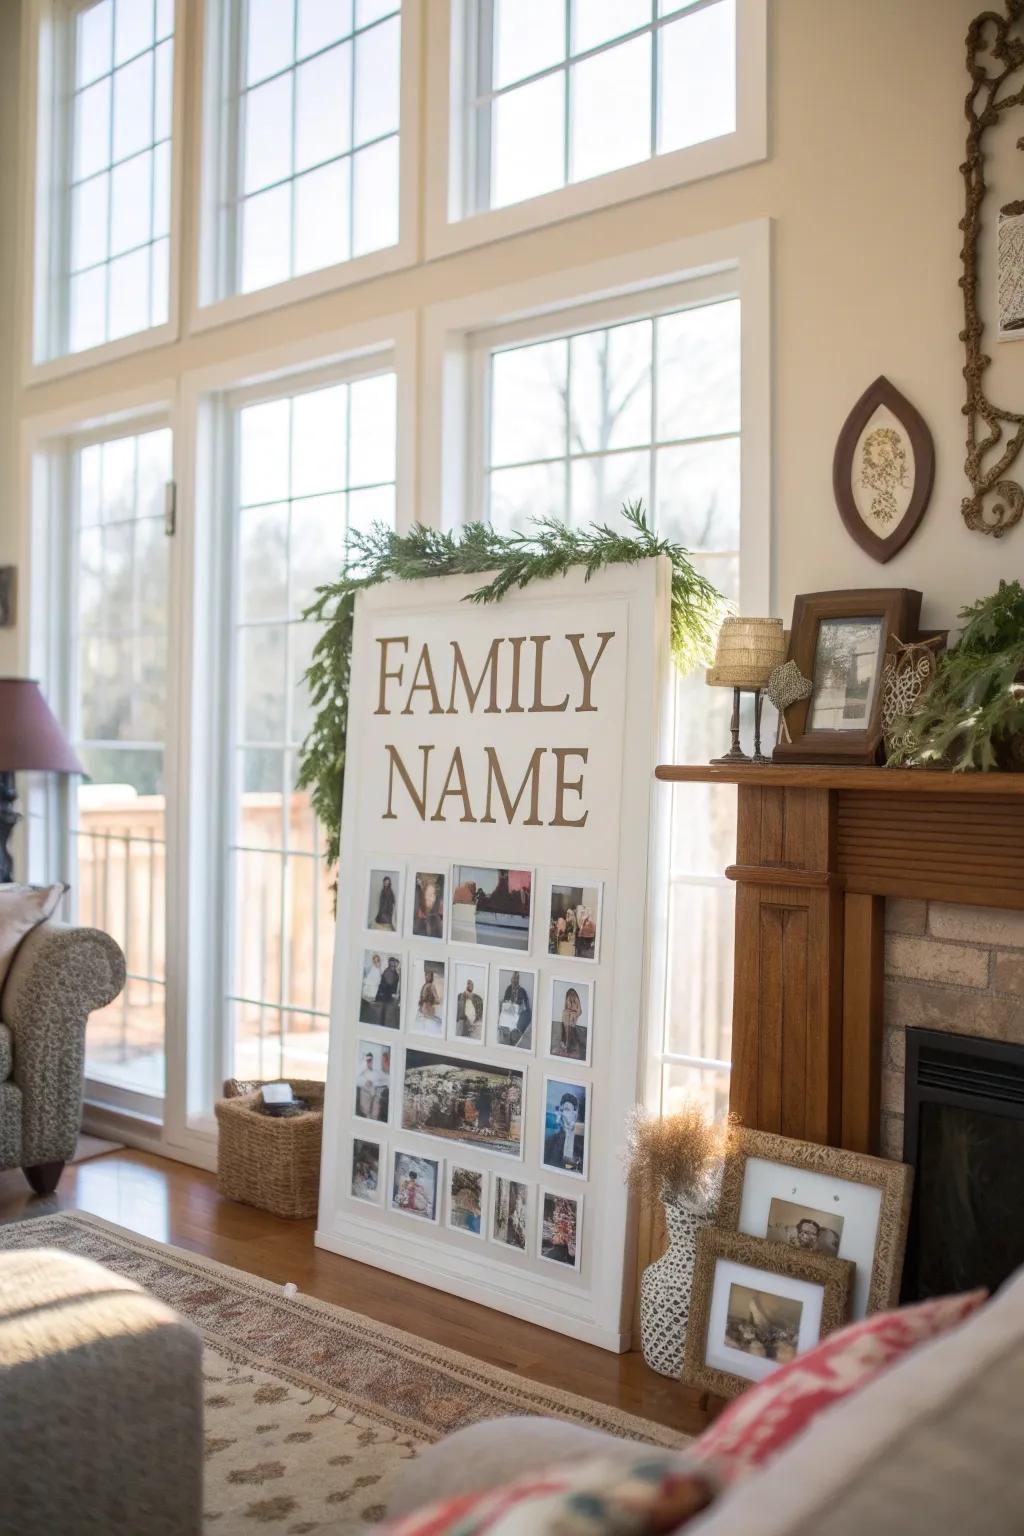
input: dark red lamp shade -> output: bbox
[0,679,83,775]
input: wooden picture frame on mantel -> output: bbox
[773,589,922,765]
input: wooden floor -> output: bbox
[0,1148,713,1437]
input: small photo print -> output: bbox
[548,978,592,1063]
[542,1077,588,1178]
[411,869,446,941]
[358,949,402,1029]
[725,1283,803,1364]
[547,881,602,962]
[493,967,535,1051]
[402,1049,525,1159]
[408,957,447,1036]
[366,867,401,933]
[390,1150,440,1222]
[767,1197,845,1258]
[447,1165,485,1237]
[449,962,487,1042]
[354,1040,391,1123]
[450,866,532,951]
[351,1138,382,1203]
[539,1189,581,1269]
[491,1176,529,1252]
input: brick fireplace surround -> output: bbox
[882,899,1024,1161]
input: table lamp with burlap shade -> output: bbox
[706,617,787,764]
[0,679,83,882]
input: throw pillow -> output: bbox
[381,1453,717,1536]
[0,883,66,1002]
[689,1287,987,1483]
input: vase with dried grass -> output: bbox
[626,1102,729,1379]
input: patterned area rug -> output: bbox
[0,1212,683,1533]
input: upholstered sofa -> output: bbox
[0,922,125,1193]
[385,1265,1024,1534]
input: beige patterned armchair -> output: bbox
[0,923,125,1194]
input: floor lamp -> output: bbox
[0,679,83,883]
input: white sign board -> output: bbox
[316,558,671,1351]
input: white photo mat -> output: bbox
[704,1256,827,1385]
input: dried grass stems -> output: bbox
[625,1102,733,1214]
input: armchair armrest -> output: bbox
[2,923,126,1166]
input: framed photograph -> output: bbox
[547,879,602,962]
[357,948,403,1029]
[390,1149,441,1223]
[401,1047,525,1158]
[538,1188,582,1271]
[450,865,533,951]
[541,1076,589,1179]
[447,1164,487,1238]
[719,1127,913,1318]
[351,1137,384,1204]
[547,978,593,1065]
[448,961,487,1043]
[354,1040,392,1124]
[407,957,447,1037]
[682,1228,855,1400]
[772,590,922,765]
[366,865,402,934]
[409,868,447,942]
[492,966,536,1051]
[490,1176,529,1252]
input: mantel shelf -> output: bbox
[654,763,1024,795]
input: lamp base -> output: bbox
[0,770,19,884]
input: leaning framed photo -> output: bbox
[718,1127,913,1317]
[772,589,922,765]
[401,1047,525,1158]
[682,1228,854,1400]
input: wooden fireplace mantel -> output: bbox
[655,763,1024,1158]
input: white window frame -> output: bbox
[176,314,417,1142]
[189,0,422,336]
[422,220,770,1109]
[20,0,188,385]
[20,381,189,1136]
[424,0,767,261]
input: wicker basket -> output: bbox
[215,1077,325,1219]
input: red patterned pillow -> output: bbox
[690,1289,987,1483]
[382,1453,716,1535]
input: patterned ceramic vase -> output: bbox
[640,1182,720,1380]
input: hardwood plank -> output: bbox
[841,894,884,1154]
[0,1152,713,1437]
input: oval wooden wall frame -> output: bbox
[832,376,936,564]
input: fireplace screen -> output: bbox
[903,1029,1024,1302]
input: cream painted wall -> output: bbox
[1,0,1021,684]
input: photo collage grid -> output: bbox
[348,860,604,1272]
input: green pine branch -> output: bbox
[297,503,726,883]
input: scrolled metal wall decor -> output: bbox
[960,1,1024,537]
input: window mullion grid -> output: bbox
[148,0,158,324]
[347,28,357,261]
[288,3,299,283]
[650,0,659,158]
[562,337,572,526]
[472,0,494,218]
[278,398,297,1074]
[102,36,115,344]
[562,0,571,189]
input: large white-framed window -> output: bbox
[426,0,766,258]
[193,0,421,330]
[423,223,770,1118]
[26,0,184,377]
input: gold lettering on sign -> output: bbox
[430,747,476,823]
[447,639,502,715]
[529,636,571,713]
[551,747,589,828]
[567,632,614,712]
[383,744,433,820]
[401,646,443,714]
[481,746,544,826]
[375,637,408,715]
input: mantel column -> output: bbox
[728,785,845,1146]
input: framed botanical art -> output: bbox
[832,377,935,564]
[718,1127,913,1318]
[772,589,923,765]
[683,1228,854,1399]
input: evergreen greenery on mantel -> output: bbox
[297,503,724,879]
